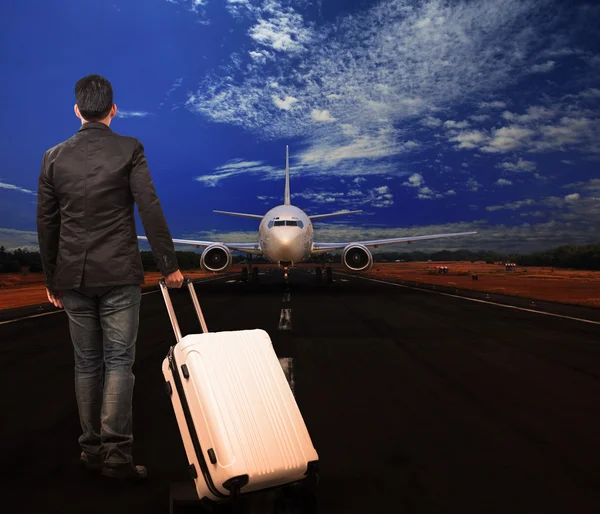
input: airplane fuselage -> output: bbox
[258,205,314,264]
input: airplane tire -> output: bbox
[241,267,248,282]
[315,267,322,280]
[252,267,259,283]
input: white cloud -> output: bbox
[449,130,489,149]
[195,159,281,186]
[446,101,600,156]
[444,120,470,130]
[216,159,264,170]
[249,8,314,53]
[404,173,423,188]
[470,114,491,122]
[498,158,537,172]
[401,172,452,200]
[249,49,273,63]
[116,110,152,118]
[0,228,40,251]
[496,178,513,186]
[562,178,600,192]
[299,128,418,167]
[292,191,341,204]
[0,181,35,195]
[421,116,443,128]
[486,199,535,211]
[530,60,555,73]
[535,117,600,154]
[501,106,557,124]
[561,160,574,165]
[272,95,298,110]
[479,101,507,110]
[311,109,336,122]
[466,177,481,192]
[185,0,577,178]
[159,78,184,109]
[578,88,600,99]
[292,185,394,209]
[481,126,536,153]
[564,193,580,203]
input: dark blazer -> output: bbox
[36,121,179,292]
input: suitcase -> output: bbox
[159,277,319,503]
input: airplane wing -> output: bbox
[309,210,362,220]
[213,210,264,220]
[311,231,477,254]
[137,236,263,255]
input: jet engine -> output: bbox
[342,244,373,272]
[200,244,232,272]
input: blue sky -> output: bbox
[1,0,599,254]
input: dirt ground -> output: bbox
[360,261,600,309]
[1,261,600,310]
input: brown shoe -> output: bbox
[102,461,148,481]
[80,451,104,471]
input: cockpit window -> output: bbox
[270,220,302,227]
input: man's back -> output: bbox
[38,121,178,291]
[36,74,182,480]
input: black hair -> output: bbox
[74,74,114,121]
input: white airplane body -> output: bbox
[139,147,476,277]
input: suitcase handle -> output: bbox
[158,277,209,342]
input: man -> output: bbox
[36,74,183,481]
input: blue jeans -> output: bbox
[61,284,141,465]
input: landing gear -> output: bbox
[326,266,333,284]
[241,267,248,282]
[252,267,259,283]
[316,266,332,283]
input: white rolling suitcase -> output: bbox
[159,278,319,503]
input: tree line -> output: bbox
[1,243,599,273]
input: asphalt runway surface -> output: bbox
[1,268,600,513]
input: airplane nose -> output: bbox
[273,228,303,260]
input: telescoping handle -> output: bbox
[158,277,209,343]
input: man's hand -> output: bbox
[165,269,184,288]
[46,288,63,308]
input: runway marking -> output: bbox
[278,308,292,330]
[226,280,237,283]
[0,275,231,326]
[283,292,291,302]
[343,274,600,326]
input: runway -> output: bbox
[1,268,599,513]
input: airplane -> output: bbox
[138,146,476,283]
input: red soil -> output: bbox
[1,262,599,310]
[360,262,600,309]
